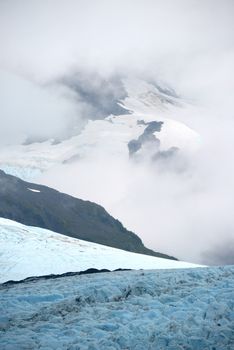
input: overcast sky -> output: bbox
[0,0,234,264]
[1,0,234,133]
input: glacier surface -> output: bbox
[0,266,233,349]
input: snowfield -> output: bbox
[0,218,202,284]
[0,266,233,349]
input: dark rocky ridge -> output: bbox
[1,268,132,287]
[128,120,163,156]
[0,170,176,260]
[128,120,180,164]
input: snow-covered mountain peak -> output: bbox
[0,103,200,182]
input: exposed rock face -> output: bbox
[0,170,176,260]
[128,120,163,156]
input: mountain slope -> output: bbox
[0,218,202,283]
[0,170,175,260]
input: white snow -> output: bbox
[0,218,203,283]
[27,188,41,193]
[0,265,233,349]
[121,77,181,114]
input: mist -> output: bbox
[1,0,234,264]
[38,109,234,265]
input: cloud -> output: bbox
[1,0,234,115]
[0,70,81,145]
[36,102,234,265]
[202,240,234,266]
[0,0,234,264]
[1,0,233,135]
[1,0,234,79]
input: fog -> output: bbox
[1,0,234,264]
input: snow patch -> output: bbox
[27,188,41,193]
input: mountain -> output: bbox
[0,170,175,260]
[0,78,199,182]
[0,77,201,263]
[0,265,232,349]
[0,218,202,283]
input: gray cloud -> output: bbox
[60,72,130,119]
[202,239,234,266]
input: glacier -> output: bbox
[0,265,233,349]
